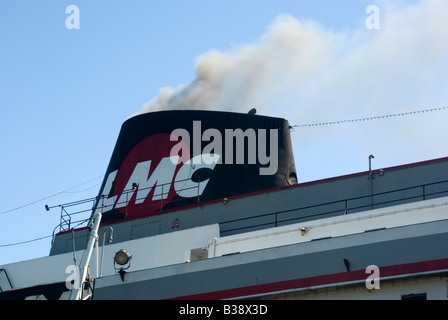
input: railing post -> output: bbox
[161,184,164,211]
[197,178,200,204]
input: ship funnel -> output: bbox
[93,110,297,222]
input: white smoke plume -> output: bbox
[141,0,448,121]
[141,14,340,114]
[140,0,448,180]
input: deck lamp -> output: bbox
[114,249,132,282]
[114,249,132,266]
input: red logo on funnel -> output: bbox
[95,133,220,219]
[113,133,187,217]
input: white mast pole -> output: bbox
[69,212,102,300]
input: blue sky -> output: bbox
[1,0,447,265]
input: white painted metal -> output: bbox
[0,223,220,294]
[207,197,448,258]
[1,197,447,299]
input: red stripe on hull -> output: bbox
[170,258,448,300]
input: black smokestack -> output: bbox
[93,110,297,222]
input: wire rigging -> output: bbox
[1,106,447,248]
[0,176,104,247]
[0,235,52,248]
[0,175,104,216]
[290,106,448,128]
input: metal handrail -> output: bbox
[50,176,203,239]
[220,179,448,235]
[50,177,448,241]
[0,268,13,292]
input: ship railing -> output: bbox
[220,179,448,236]
[111,177,202,215]
[50,177,203,242]
[49,197,98,244]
